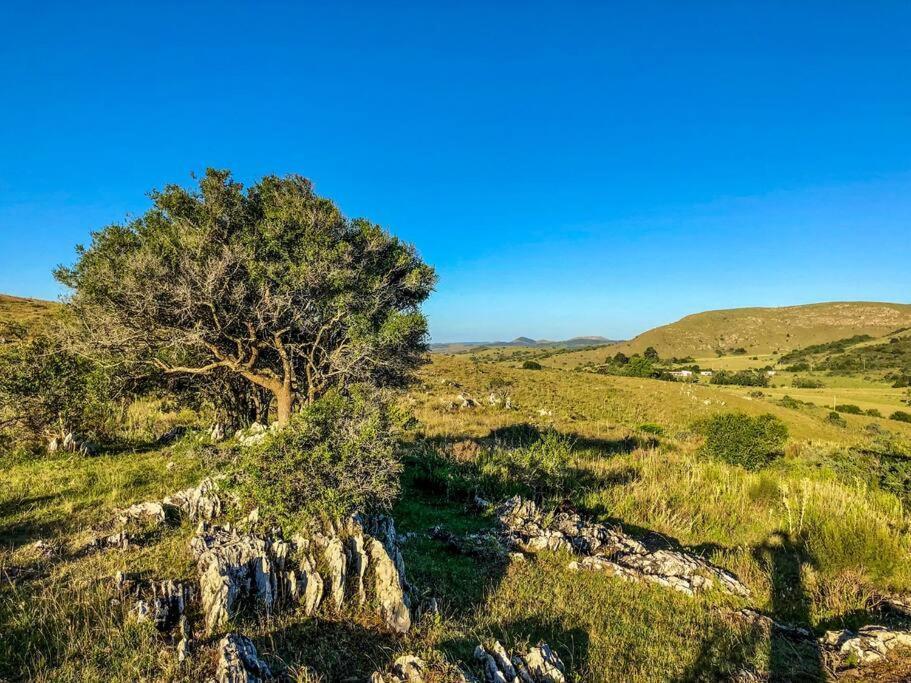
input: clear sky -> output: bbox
[1,2,909,342]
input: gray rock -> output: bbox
[366,536,411,634]
[476,641,565,683]
[821,624,911,667]
[164,477,223,521]
[215,633,271,683]
[498,496,748,597]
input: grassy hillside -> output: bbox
[0,294,58,338]
[547,302,911,369]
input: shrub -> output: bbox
[695,412,788,470]
[638,423,664,435]
[521,360,543,370]
[0,331,113,446]
[866,408,883,418]
[235,387,404,529]
[836,404,863,415]
[891,411,911,424]
[779,395,802,410]
[826,411,848,428]
[792,377,824,389]
[710,370,770,387]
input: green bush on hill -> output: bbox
[521,360,543,370]
[835,404,863,415]
[710,370,770,387]
[891,411,911,424]
[792,377,824,389]
[695,412,788,470]
[826,411,848,428]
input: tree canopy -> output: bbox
[56,170,436,424]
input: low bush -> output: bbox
[695,412,788,470]
[891,411,911,424]
[826,411,848,428]
[836,404,863,415]
[710,370,769,387]
[865,408,883,418]
[479,429,575,499]
[521,360,543,370]
[235,387,404,529]
[792,377,824,389]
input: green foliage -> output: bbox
[695,412,788,470]
[865,408,883,418]
[521,360,543,370]
[826,411,847,428]
[0,332,113,444]
[56,169,436,424]
[835,404,862,415]
[779,335,873,364]
[643,346,660,362]
[710,370,769,387]
[890,410,911,424]
[234,388,404,528]
[792,377,824,389]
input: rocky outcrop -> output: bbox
[164,477,224,522]
[475,641,566,683]
[821,625,911,668]
[497,497,748,597]
[235,422,279,447]
[115,571,194,632]
[47,431,92,455]
[191,514,410,635]
[215,633,272,683]
[370,655,427,683]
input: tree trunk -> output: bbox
[274,385,293,426]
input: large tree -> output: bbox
[56,170,436,425]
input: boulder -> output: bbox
[215,633,271,683]
[164,477,223,522]
[366,536,411,634]
[497,496,748,597]
[821,625,911,667]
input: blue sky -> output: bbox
[1,2,909,342]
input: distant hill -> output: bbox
[0,294,58,338]
[430,335,618,354]
[546,302,911,367]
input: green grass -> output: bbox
[4,354,911,680]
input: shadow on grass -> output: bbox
[677,531,826,682]
[257,616,399,680]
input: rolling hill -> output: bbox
[430,335,618,353]
[0,294,58,338]
[545,301,911,368]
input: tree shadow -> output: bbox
[677,532,825,682]
[754,532,824,682]
[256,615,399,681]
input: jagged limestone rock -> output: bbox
[190,513,410,636]
[821,625,911,667]
[372,655,428,683]
[215,633,271,683]
[366,536,411,634]
[319,534,348,611]
[191,525,277,634]
[177,615,191,664]
[345,531,367,605]
[164,477,223,522]
[498,496,748,597]
[117,501,167,527]
[475,642,565,683]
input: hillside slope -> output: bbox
[0,294,58,337]
[547,301,911,368]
